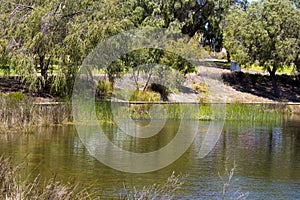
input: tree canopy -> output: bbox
[0,0,244,97]
[3,0,298,99]
[224,0,300,97]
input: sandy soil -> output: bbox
[0,64,298,103]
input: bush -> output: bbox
[148,83,170,101]
[96,80,112,99]
[191,83,208,94]
[129,90,160,102]
[7,92,26,102]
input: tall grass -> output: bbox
[0,92,72,134]
[225,103,284,122]
[95,101,200,121]
[95,101,287,123]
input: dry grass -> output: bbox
[120,172,185,200]
[0,155,94,200]
[0,156,186,200]
[0,93,72,134]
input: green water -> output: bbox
[0,114,299,199]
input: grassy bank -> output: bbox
[0,93,288,134]
[95,101,286,122]
[213,61,295,74]
[0,92,72,134]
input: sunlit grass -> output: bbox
[212,61,295,75]
[95,101,287,122]
[243,64,294,74]
[225,103,284,122]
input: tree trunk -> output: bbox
[39,55,50,92]
[227,51,231,63]
[269,70,280,98]
[295,53,300,72]
[143,73,152,91]
[40,55,48,80]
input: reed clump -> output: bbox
[0,92,72,134]
[95,101,286,123]
[225,103,284,122]
[0,92,34,133]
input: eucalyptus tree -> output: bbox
[125,0,248,49]
[100,0,245,87]
[224,0,300,97]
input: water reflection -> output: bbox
[0,115,299,199]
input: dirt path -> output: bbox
[168,66,275,103]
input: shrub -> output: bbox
[148,83,170,101]
[130,90,160,102]
[96,80,112,99]
[191,83,208,94]
[7,92,26,102]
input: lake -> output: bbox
[0,113,299,199]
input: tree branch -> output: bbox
[0,0,34,10]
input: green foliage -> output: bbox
[224,0,300,67]
[6,92,26,102]
[147,83,170,101]
[161,37,204,75]
[192,83,208,94]
[224,0,300,96]
[192,83,209,103]
[0,0,251,98]
[130,90,160,102]
[0,40,10,75]
[225,104,283,122]
[96,80,113,99]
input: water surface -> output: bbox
[0,114,299,199]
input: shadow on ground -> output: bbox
[0,76,54,99]
[222,72,300,102]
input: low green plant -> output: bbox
[213,61,231,68]
[7,92,27,102]
[0,94,72,133]
[129,90,160,102]
[198,104,212,120]
[95,102,286,122]
[191,83,208,94]
[96,80,113,99]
